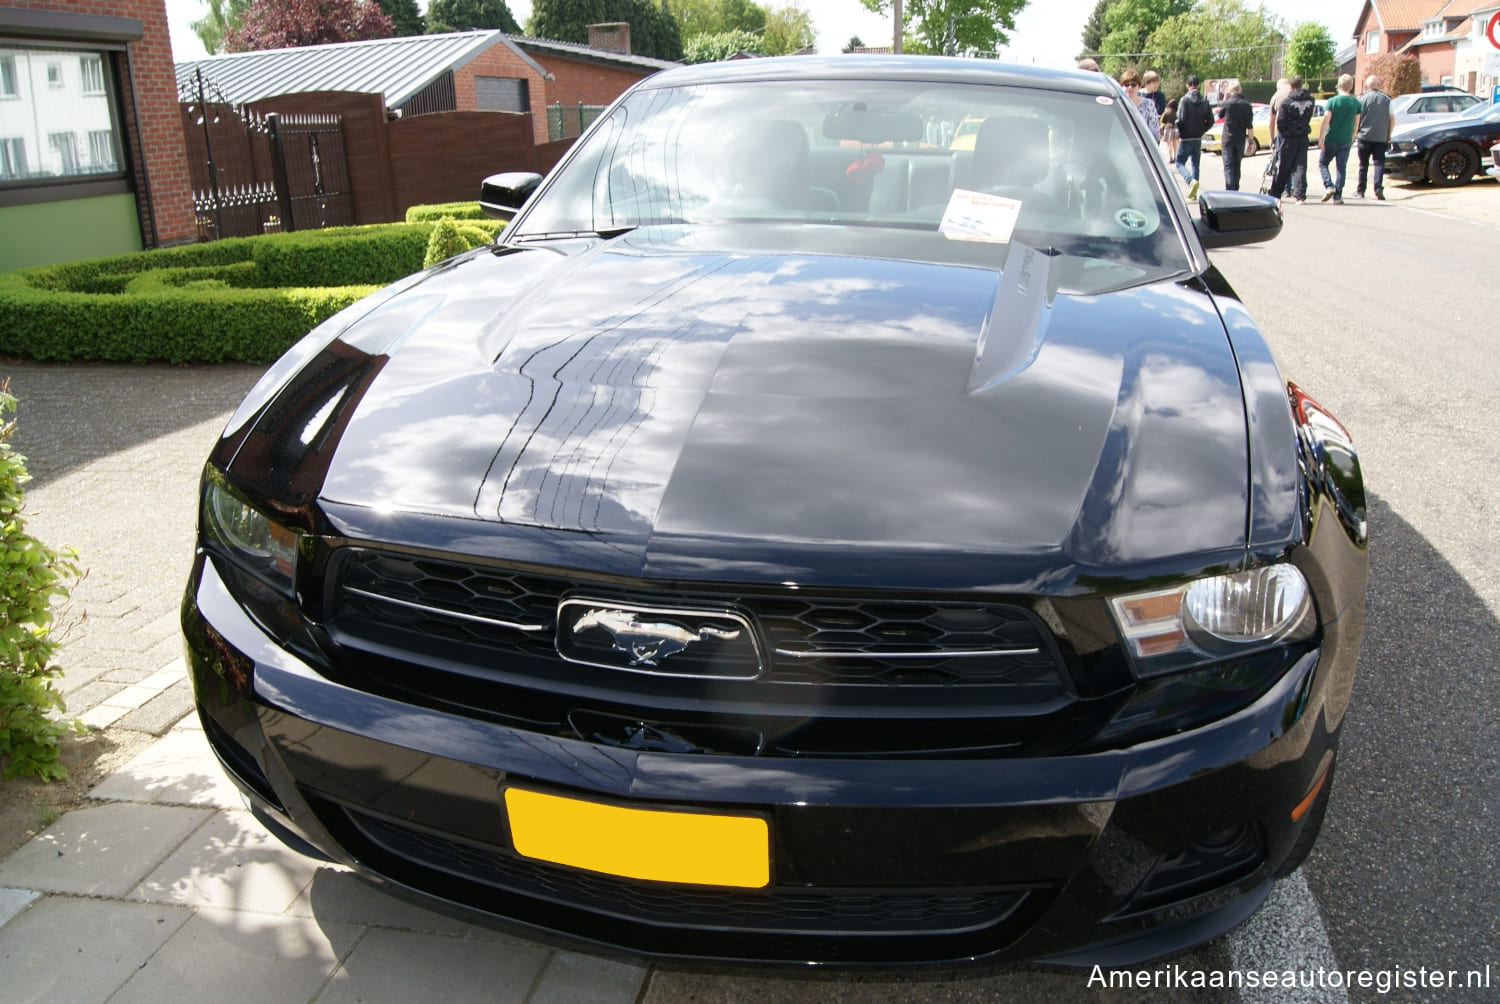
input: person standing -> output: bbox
[1356,74,1394,200]
[1175,75,1215,200]
[1120,69,1161,143]
[1143,70,1166,116]
[1218,82,1255,191]
[1269,74,1316,203]
[1267,76,1290,148]
[1318,74,1361,203]
[1161,98,1179,161]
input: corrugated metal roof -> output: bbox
[175,30,512,108]
[509,35,679,72]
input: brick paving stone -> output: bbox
[114,682,195,735]
[0,896,193,1003]
[0,803,214,898]
[107,907,361,1004]
[528,951,650,1004]
[131,808,322,915]
[317,927,551,1004]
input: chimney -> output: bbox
[587,22,631,54]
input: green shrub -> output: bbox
[405,201,489,222]
[251,223,433,288]
[0,386,83,781]
[422,218,495,268]
[0,224,431,364]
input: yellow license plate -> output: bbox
[504,787,769,889]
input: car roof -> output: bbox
[637,55,1117,98]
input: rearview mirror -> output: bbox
[480,172,543,221]
[1194,190,1282,248]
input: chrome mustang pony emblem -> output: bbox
[571,607,741,667]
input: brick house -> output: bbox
[0,1,195,271]
[1354,0,1500,92]
[176,30,675,148]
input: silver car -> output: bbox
[1391,91,1483,126]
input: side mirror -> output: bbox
[479,172,543,221]
[1193,190,1282,248]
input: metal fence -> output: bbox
[547,102,607,142]
[180,69,354,239]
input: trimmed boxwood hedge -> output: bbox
[0,223,436,364]
[405,201,489,222]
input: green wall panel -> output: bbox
[0,194,142,273]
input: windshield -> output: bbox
[511,77,1185,274]
[1455,99,1500,122]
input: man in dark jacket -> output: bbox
[1174,75,1215,200]
[1218,82,1255,191]
[1269,75,1317,202]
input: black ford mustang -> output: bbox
[184,57,1367,968]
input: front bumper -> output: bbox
[1384,150,1427,181]
[184,553,1345,968]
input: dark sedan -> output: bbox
[184,57,1368,968]
[1386,98,1500,186]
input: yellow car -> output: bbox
[949,116,985,150]
[1204,103,1325,157]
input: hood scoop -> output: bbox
[969,243,1057,394]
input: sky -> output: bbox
[163,0,1367,68]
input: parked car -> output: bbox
[1386,99,1500,185]
[1204,102,1327,156]
[1391,91,1483,126]
[186,56,1368,968]
[1203,103,1270,155]
[1489,139,1500,181]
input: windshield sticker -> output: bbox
[939,189,1022,244]
[1096,96,1115,105]
[1115,208,1148,232]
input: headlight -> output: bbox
[1388,141,1416,155]
[202,472,298,593]
[1109,565,1315,675]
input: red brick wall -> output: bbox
[246,91,396,225]
[20,1,196,245]
[528,53,653,112]
[452,44,551,144]
[387,111,539,215]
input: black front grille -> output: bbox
[341,804,1028,937]
[331,548,1065,689]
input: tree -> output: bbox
[192,0,254,54]
[530,0,683,60]
[682,28,764,61]
[1285,21,1335,81]
[761,3,815,54]
[860,0,1028,56]
[843,34,865,52]
[667,0,765,39]
[427,0,520,34]
[376,0,425,35]
[1096,0,1191,75]
[1367,52,1421,96]
[223,0,394,51]
[1136,0,1282,89]
[1079,0,1112,57]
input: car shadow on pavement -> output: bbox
[1303,493,1500,987]
[1,361,266,489]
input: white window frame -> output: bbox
[0,136,25,178]
[0,54,17,98]
[45,60,62,87]
[1366,31,1379,54]
[80,55,104,95]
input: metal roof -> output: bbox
[175,30,537,108]
[508,36,678,72]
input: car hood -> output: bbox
[235,228,1252,588]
